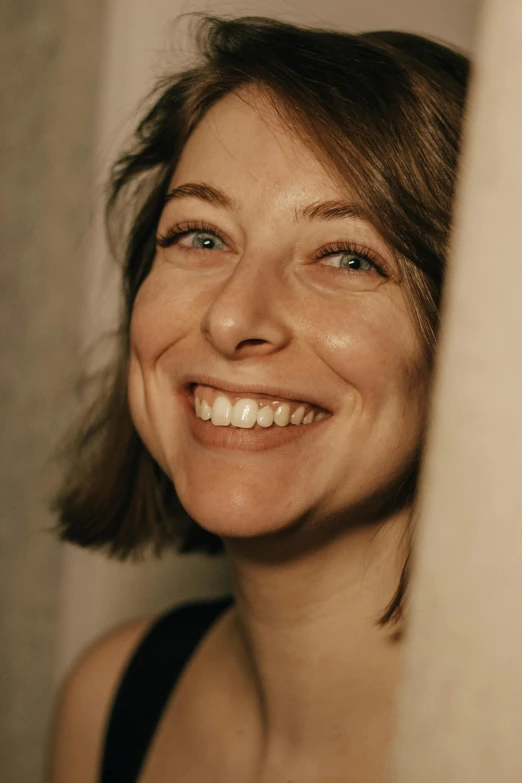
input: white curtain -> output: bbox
[391,1,522,780]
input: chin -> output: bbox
[173,471,309,540]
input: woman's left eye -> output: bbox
[320,251,375,272]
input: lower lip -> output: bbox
[181,394,330,452]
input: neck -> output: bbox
[223,510,409,773]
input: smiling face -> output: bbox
[128,88,428,542]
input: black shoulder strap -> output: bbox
[99,597,233,783]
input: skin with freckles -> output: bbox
[124,88,432,783]
[128,88,427,545]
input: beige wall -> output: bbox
[0,3,105,782]
[1,1,480,781]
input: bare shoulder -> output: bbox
[47,615,154,783]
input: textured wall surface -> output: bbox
[0,1,105,780]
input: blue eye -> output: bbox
[188,231,226,250]
[321,251,375,272]
[338,253,372,271]
[156,223,228,251]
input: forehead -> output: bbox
[170,89,351,206]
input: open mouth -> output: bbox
[189,383,331,430]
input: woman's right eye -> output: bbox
[156,225,227,251]
[181,231,226,251]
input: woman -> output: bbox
[49,15,469,783]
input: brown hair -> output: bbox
[54,15,470,621]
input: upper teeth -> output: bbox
[194,386,328,429]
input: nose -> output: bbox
[200,253,291,359]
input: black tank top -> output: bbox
[99,597,233,783]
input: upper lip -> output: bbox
[182,373,332,412]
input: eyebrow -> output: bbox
[163,182,236,210]
[296,199,367,222]
[163,181,367,223]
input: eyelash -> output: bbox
[312,241,389,277]
[156,221,389,277]
[156,220,224,249]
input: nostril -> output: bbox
[235,339,267,352]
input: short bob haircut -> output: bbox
[55,15,470,623]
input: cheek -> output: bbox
[129,268,196,361]
[308,296,424,407]
[127,272,188,469]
